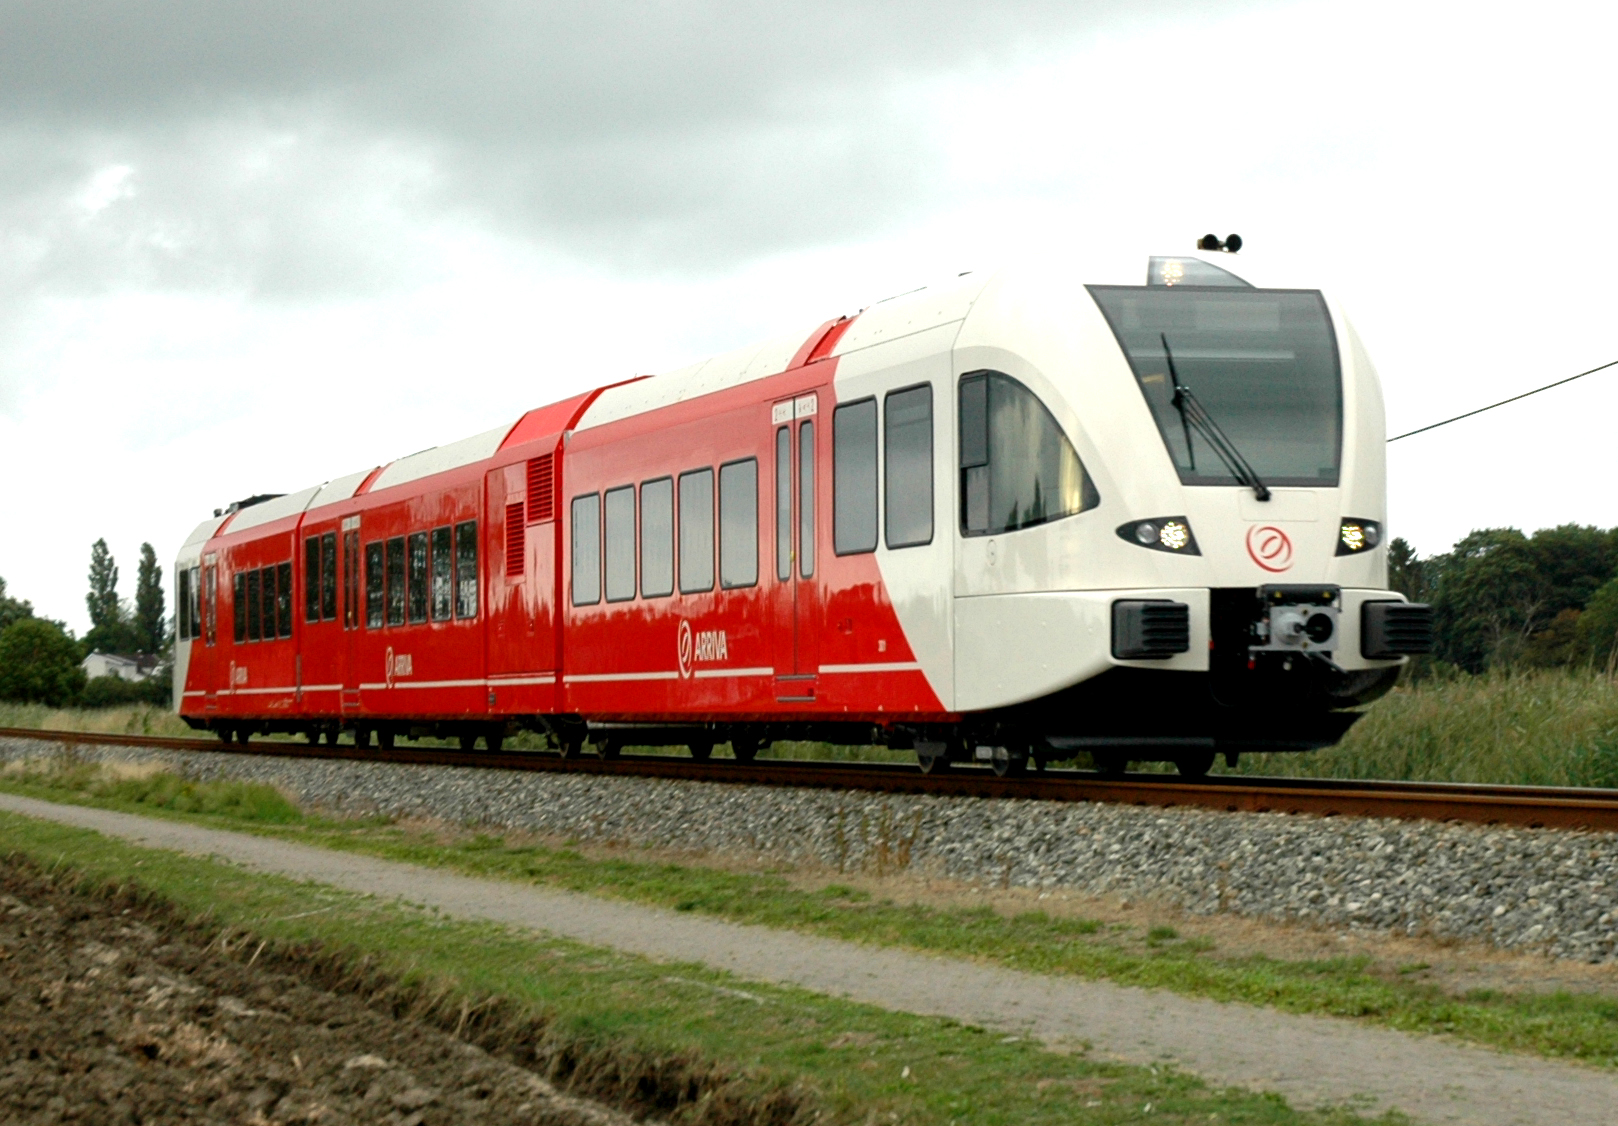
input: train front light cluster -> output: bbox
[1337,519,1382,556]
[1117,517,1200,555]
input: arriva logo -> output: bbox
[676,620,728,678]
[1246,524,1295,573]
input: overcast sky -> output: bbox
[2,0,1615,633]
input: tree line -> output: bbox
[0,539,169,708]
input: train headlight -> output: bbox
[1117,517,1201,555]
[1337,519,1382,555]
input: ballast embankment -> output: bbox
[3,734,1616,964]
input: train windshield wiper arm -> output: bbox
[1161,333,1271,501]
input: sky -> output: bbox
[2,0,1615,633]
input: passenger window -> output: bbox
[408,532,428,623]
[454,520,478,619]
[177,569,193,640]
[386,537,406,626]
[885,385,933,548]
[342,531,359,630]
[639,478,674,598]
[263,566,278,642]
[678,469,714,594]
[365,542,384,628]
[430,526,453,621]
[318,532,335,621]
[571,493,601,606]
[246,569,262,642]
[604,486,636,602]
[276,561,293,638]
[959,371,1099,536]
[799,420,815,577]
[775,429,791,581]
[304,537,321,623]
[834,399,877,554]
[190,566,201,641]
[719,459,758,589]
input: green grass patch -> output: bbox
[0,810,1398,1126]
[3,759,1617,1072]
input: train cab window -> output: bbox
[834,399,878,555]
[959,371,1098,536]
[365,542,384,628]
[246,568,262,642]
[407,532,428,623]
[678,469,714,594]
[276,562,293,638]
[719,459,758,589]
[884,384,933,549]
[640,478,674,598]
[604,486,636,603]
[454,520,479,619]
[571,494,601,606]
[799,420,815,577]
[304,537,321,623]
[430,526,453,621]
[385,537,406,626]
[320,532,338,621]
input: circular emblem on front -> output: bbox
[676,620,694,679]
[1246,525,1294,573]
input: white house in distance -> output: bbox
[81,652,158,682]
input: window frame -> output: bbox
[639,477,675,599]
[883,382,934,550]
[603,485,637,603]
[454,519,479,620]
[833,397,878,556]
[430,525,454,622]
[678,467,716,595]
[407,530,429,624]
[718,457,759,590]
[571,493,602,607]
[365,541,385,629]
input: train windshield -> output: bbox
[1087,287,1342,488]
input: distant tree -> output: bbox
[1386,538,1431,603]
[133,543,165,654]
[0,575,32,635]
[83,539,140,655]
[1429,529,1546,672]
[1575,577,1618,672]
[0,619,86,706]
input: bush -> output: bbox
[81,674,168,708]
[0,619,87,706]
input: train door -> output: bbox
[199,554,219,716]
[340,517,363,718]
[770,393,821,698]
[485,462,557,711]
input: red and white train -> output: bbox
[173,245,1431,776]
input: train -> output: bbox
[172,241,1433,777]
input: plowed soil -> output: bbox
[0,868,634,1126]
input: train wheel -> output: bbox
[1093,751,1127,779]
[730,737,762,763]
[216,728,232,745]
[237,729,252,745]
[459,733,477,752]
[377,729,395,751]
[1174,751,1216,779]
[597,738,621,761]
[916,746,949,774]
[989,745,1025,778]
[355,728,372,749]
[688,740,713,762]
[487,730,504,753]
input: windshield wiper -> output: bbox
[1161,333,1271,501]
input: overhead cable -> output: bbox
[1388,358,1618,442]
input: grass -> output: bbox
[3,757,1617,1072]
[1225,668,1618,788]
[0,813,1400,1126]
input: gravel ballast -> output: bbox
[4,736,1616,963]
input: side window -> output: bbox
[719,458,758,589]
[304,537,321,623]
[454,520,479,619]
[430,526,453,621]
[385,536,406,626]
[407,531,428,623]
[775,428,791,581]
[833,399,877,554]
[190,565,201,641]
[571,493,601,606]
[177,568,193,640]
[365,542,384,628]
[276,561,293,638]
[959,371,1099,536]
[246,568,263,642]
[639,478,674,598]
[884,384,933,548]
[799,420,815,577]
[233,573,246,643]
[604,486,636,603]
[678,468,714,594]
[262,566,278,642]
[320,532,338,621]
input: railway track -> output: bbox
[4,725,1618,833]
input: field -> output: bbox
[8,668,1618,786]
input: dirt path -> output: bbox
[4,793,1615,1126]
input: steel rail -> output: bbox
[4,726,1617,832]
